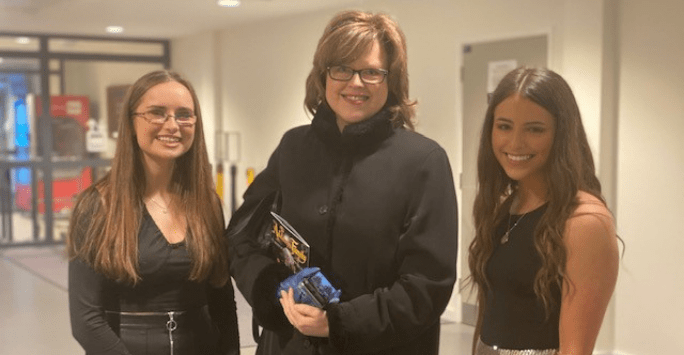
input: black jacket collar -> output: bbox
[311,102,394,154]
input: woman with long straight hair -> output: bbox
[67,70,239,354]
[468,67,619,355]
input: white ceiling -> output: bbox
[0,0,365,39]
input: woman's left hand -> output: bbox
[279,288,330,337]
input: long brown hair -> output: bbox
[468,67,604,346]
[67,70,228,287]
[304,10,417,130]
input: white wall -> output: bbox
[615,1,684,354]
[172,0,684,353]
[171,32,220,164]
[218,13,330,197]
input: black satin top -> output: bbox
[481,204,561,350]
[69,205,239,354]
[112,209,207,311]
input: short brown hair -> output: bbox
[304,10,416,130]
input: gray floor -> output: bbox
[0,245,474,354]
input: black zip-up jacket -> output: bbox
[227,103,459,354]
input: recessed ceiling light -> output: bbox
[106,26,124,34]
[15,37,30,44]
[218,0,240,7]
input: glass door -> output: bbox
[1,34,168,247]
[0,54,45,245]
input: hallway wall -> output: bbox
[614,1,684,354]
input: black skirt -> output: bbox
[105,306,220,355]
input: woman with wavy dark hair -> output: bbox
[468,67,619,355]
[227,10,458,355]
[67,70,239,354]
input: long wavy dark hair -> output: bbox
[304,10,417,130]
[468,67,605,347]
[67,70,228,287]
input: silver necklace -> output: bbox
[147,196,170,214]
[501,211,528,244]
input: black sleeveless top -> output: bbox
[480,203,561,350]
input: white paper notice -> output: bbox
[487,60,518,94]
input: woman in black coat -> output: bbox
[227,10,459,355]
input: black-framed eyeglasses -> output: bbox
[133,109,196,126]
[327,66,388,84]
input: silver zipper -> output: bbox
[166,311,177,355]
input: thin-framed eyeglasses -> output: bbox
[133,109,196,126]
[327,66,389,84]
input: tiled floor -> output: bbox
[0,245,474,354]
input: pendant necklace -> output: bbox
[148,196,170,214]
[501,211,528,244]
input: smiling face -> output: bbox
[325,39,389,131]
[492,93,555,186]
[133,80,196,165]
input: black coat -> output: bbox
[228,104,459,354]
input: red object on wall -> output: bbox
[15,95,92,213]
